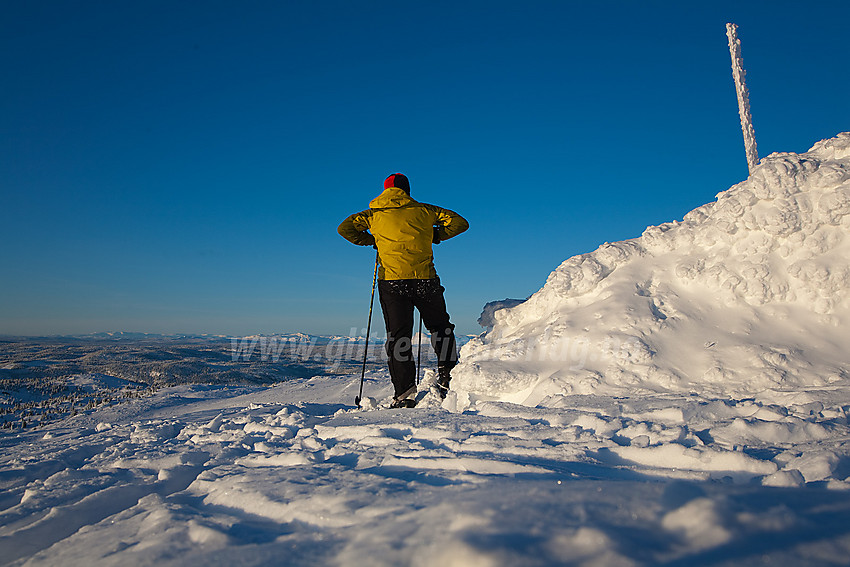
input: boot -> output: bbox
[390,385,417,409]
[436,366,452,399]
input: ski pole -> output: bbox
[416,313,423,385]
[355,250,379,408]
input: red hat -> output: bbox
[384,173,410,194]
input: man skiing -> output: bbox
[338,173,469,408]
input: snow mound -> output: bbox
[455,133,850,403]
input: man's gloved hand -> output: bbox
[433,226,442,244]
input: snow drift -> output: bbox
[454,133,850,404]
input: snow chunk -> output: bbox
[662,497,732,550]
[762,469,806,488]
[609,443,777,481]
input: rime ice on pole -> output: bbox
[726,23,759,175]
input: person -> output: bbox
[338,173,469,408]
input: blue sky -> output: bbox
[2,0,848,337]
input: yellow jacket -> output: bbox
[338,187,469,280]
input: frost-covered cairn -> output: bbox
[454,133,850,403]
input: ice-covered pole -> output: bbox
[726,23,759,174]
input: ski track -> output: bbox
[2,374,850,566]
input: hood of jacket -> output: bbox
[370,187,415,209]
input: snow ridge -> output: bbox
[455,133,850,402]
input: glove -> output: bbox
[432,226,442,244]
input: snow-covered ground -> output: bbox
[3,133,850,565]
[2,372,850,566]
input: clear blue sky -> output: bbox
[2,1,848,337]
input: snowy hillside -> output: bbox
[455,132,850,404]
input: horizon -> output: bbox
[2,1,849,337]
[0,330,482,340]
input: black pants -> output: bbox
[378,278,458,398]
